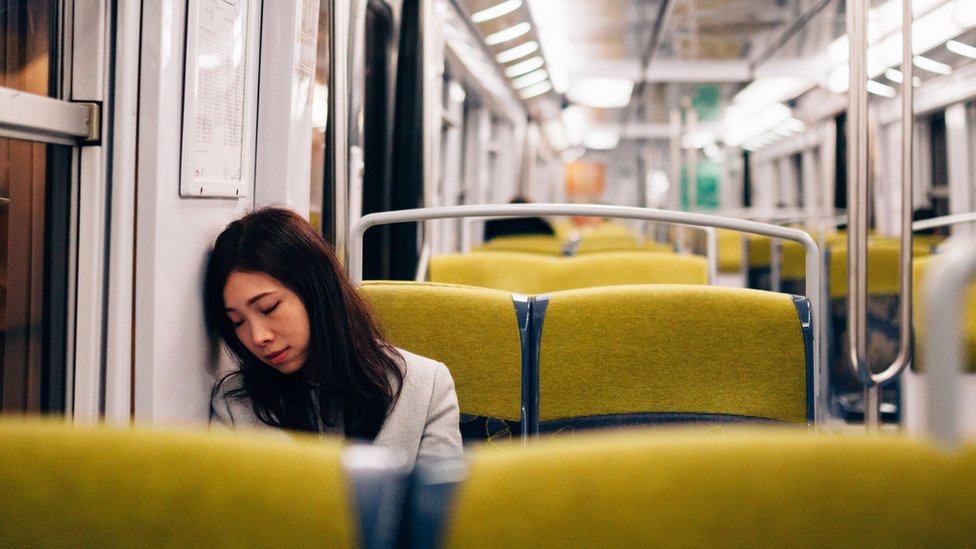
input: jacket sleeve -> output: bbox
[418,361,463,459]
[209,378,237,430]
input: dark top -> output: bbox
[483,217,555,241]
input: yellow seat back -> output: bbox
[443,429,976,548]
[430,251,708,294]
[361,281,524,423]
[717,229,743,273]
[429,252,552,294]
[0,419,354,548]
[538,285,810,424]
[546,252,707,289]
[828,240,932,298]
[476,235,565,255]
[912,255,976,373]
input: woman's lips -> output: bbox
[265,348,289,365]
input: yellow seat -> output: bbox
[0,419,357,548]
[437,429,976,548]
[717,229,743,273]
[429,251,708,294]
[537,285,811,428]
[912,255,976,373]
[575,236,640,254]
[475,235,566,255]
[828,240,932,298]
[913,233,947,252]
[825,240,933,418]
[546,251,707,289]
[360,281,527,442]
[577,221,631,239]
[429,252,550,294]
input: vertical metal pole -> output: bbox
[847,0,914,430]
[685,108,698,211]
[892,0,915,429]
[864,384,880,425]
[669,109,686,252]
[847,0,874,429]
[331,0,350,265]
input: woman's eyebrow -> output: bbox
[225,291,275,312]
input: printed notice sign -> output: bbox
[180,0,259,197]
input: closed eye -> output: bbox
[261,302,280,316]
[231,318,244,328]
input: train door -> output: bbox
[0,1,111,419]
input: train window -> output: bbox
[0,0,70,414]
[0,0,57,97]
[926,111,950,218]
[834,112,847,210]
[360,1,398,279]
[309,2,330,233]
[792,153,804,209]
[742,150,752,208]
[0,138,70,414]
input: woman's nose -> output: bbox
[248,321,274,346]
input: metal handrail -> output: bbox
[846,0,913,427]
[349,203,825,422]
[0,86,95,146]
[912,212,976,233]
[924,237,976,449]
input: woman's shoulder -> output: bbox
[394,347,451,384]
[212,370,246,397]
[210,371,260,428]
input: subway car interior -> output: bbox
[4,0,976,545]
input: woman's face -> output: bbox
[223,270,311,375]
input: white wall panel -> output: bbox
[134,0,252,424]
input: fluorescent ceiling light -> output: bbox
[512,69,548,89]
[496,41,538,63]
[505,56,545,78]
[913,55,952,75]
[471,0,522,23]
[541,118,569,151]
[485,22,531,46]
[724,103,791,147]
[946,39,976,60]
[562,105,584,147]
[519,80,552,99]
[818,0,976,90]
[882,68,921,86]
[584,129,619,150]
[566,78,634,108]
[526,0,570,93]
[784,118,805,132]
[733,77,813,108]
[448,81,466,103]
[866,80,897,97]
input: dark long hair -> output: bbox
[205,207,403,440]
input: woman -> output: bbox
[206,207,462,464]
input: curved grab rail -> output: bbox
[912,212,976,233]
[924,237,976,449]
[846,0,913,427]
[349,203,825,422]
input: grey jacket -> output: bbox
[210,348,463,465]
